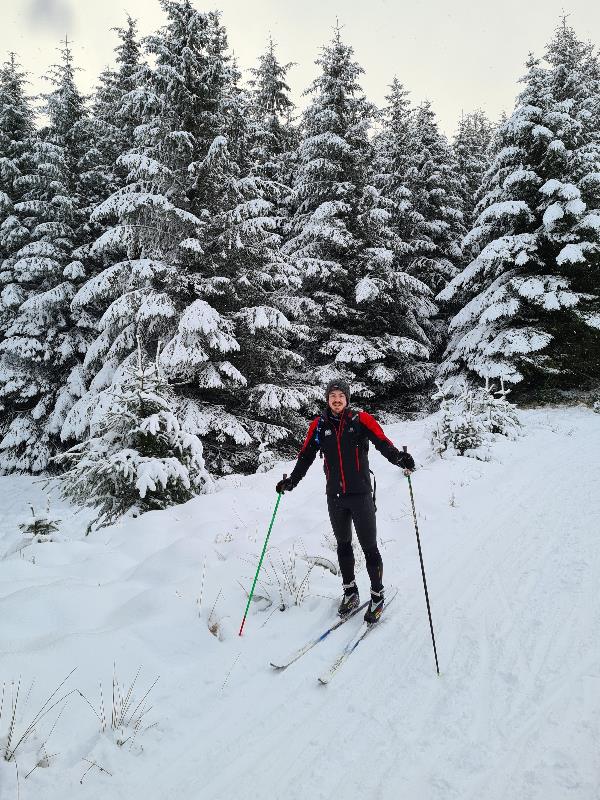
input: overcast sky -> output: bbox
[3,0,600,137]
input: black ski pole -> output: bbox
[403,446,440,676]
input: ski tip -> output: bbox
[317,677,329,685]
[269,662,286,671]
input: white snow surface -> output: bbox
[0,407,599,800]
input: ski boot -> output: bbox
[364,588,384,624]
[338,580,360,616]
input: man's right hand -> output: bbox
[276,476,295,494]
[397,450,415,471]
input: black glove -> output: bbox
[276,476,295,494]
[397,451,415,470]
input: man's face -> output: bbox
[328,389,347,414]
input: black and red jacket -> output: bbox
[289,407,404,497]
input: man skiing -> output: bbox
[276,380,415,624]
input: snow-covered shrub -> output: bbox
[431,378,520,456]
[18,504,61,542]
[55,345,212,530]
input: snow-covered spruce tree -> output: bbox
[406,101,466,297]
[184,118,310,473]
[453,109,494,231]
[0,39,91,473]
[67,17,145,401]
[55,343,211,530]
[247,37,298,188]
[64,3,233,457]
[371,78,440,396]
[431,377,520,457]
[0,54,36,332]
[65,2,306,475]
[19,502,61,541]
[431,382,487,455]
[87,15,143,208]
[438,23,600,398]
[283,28,435,406]
[199,41,315,470]
[373,78,417,249]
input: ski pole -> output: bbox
[403,447,440,675]
[238,474,286,636]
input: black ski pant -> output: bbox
[327,492,383,592]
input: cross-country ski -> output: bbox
[270,600,369,670]
[318,589,399,684]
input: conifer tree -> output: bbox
[69,17,144,407]
[65,3,234,457]
[373,78,417,251]
[205,40,313,469]
[0,39,90,472]
[284,29,435,404]
[66,2,306,474]
[88,15,143,204]
[406,101,466,296]
[439,22,600,396]
[248,37,297,185]
[453,109,494,229]
[0,54,36,332]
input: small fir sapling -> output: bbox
[431,384,487,455]
[431,378,520,456]
[18,503,61,542]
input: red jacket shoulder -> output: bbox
[358,411,393,444]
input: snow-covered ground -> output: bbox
[0,406,599,800]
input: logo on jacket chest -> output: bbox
[324,429,332,437]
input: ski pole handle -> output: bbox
[402,445,412,477]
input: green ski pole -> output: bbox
[238,474,286,636]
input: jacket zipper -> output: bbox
[335,413,347,494]
[355,447,360,471]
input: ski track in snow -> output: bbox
[0,407,599,800]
